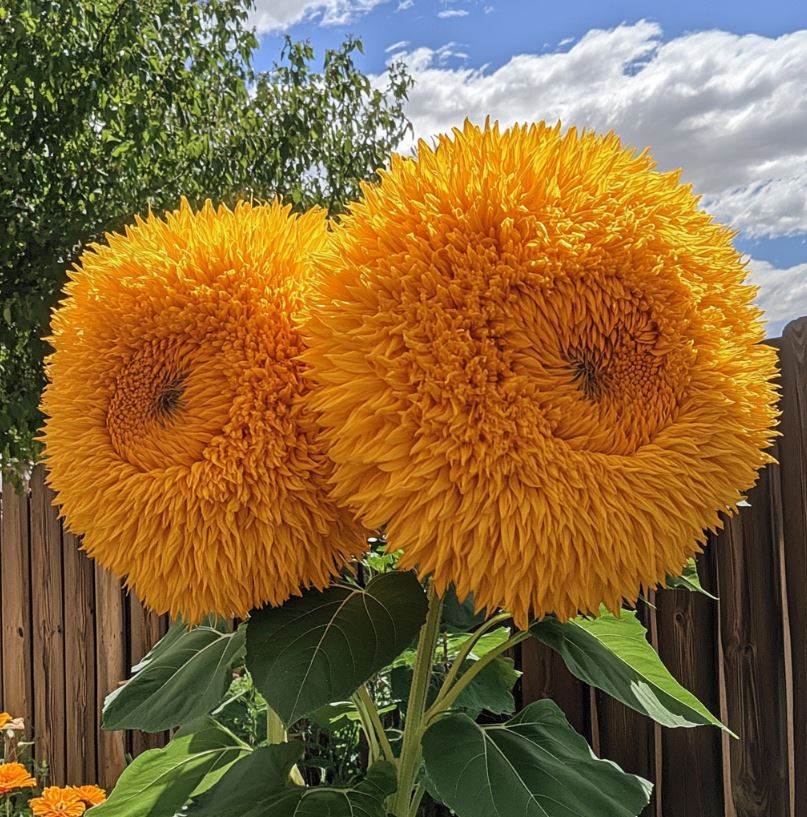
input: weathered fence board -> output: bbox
[0,318,804,815]
[773,322,807,817]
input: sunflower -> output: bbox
[303,120,779,627]
[42,199,366,621]
[0,761,36,794]
[0,713,10,730]
[30,787,86,817]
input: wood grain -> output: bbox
[713,462,789,817]
[94,566,127,789]
[63,531,98,785]
[29,466,67,785]
[656,552,724,817]
[773,319,807,817]
[0,482,34,722]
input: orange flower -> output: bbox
[0,712,25,734]
[30,787,86,817]
[70,785,107,806]
[0,761,37,794]
[304,120,779,626]
[42,199,366,621]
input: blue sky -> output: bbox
[251,0,807,335]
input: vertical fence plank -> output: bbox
[593,601,658,817]
[95,568,127,789]
[775,318,807,817]
[0,482,33,723]
[714,459,789,817]
[63,531,98,786]
[29,466,67,785]
[518,640,589,736]
[127,594,169,756]
[656,550,724,816]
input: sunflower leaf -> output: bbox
[531,608,731,732]
[666,558,718,599]
[103,622,246,732]
[246,570,428,724]
[186,743,396,817]
[422,700,652,817]
[89,718,249,817]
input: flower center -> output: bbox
[567,350,608,400]
[106,343,231,471]
[154,373,188,420]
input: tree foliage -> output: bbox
[0,0,411,471]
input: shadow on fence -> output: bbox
[1,317,805,815]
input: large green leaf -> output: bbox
[187,742,395,817]
[103,622,245,732]
[89,718,249,817]
[422,700,651,817]
[666,558,718,599]
[531,609,728,731]
[246,571,428,724]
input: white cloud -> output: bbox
[397,0,414,9]
[386,40,410,52]
[250,0,387,32]
[392,21,807,241]
[747,259,807,336]
[438,9,469,17]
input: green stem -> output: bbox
[393,583,443,817]
[425,630,532,723]
[355,683,395,764]
[352,691,380,764]
[407,782,427,817]
[437,611,512,700]
[266,706,305,786]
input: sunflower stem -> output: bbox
[437,611,512,700]
[407,782,427,817]
[266,706,305,786]
[424,629,532,723]
[354,683,395,764]
[393,583,443,817]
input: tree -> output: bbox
[0,0,411,473]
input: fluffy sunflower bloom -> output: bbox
[70,785,107,806]
[30,787,86,817]
[42,200,365,621]
[303,120,779,626]
[0,761,36,794]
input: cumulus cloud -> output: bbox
[392,21,807,241]
[747,259,807,336]
[250,0,387,32]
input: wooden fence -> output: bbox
[1,317,805,815]
[0,467,169,789]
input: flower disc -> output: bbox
[303,121,779,626]
[43,200,366,621]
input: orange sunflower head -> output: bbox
[0,761,37,794]
[303,120,779,627]
[30,787,86,817]
[42,199,366,621]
